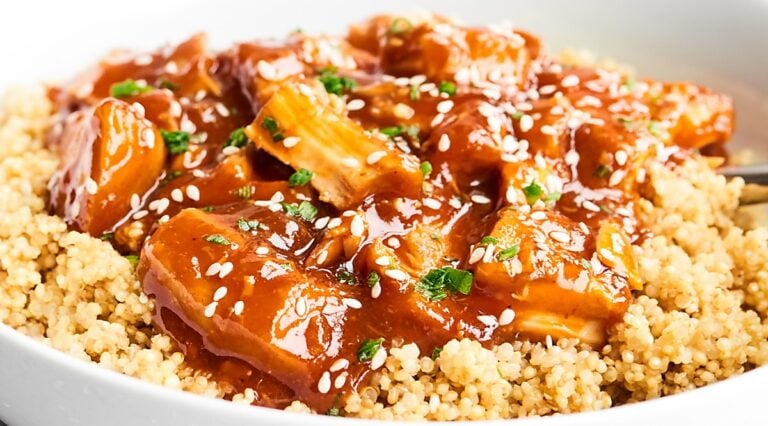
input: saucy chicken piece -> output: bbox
[219,33,376,110]
[140,204,359,409]
[245,79,423,209]
[351,15,540,89]
[473,207,634,345]
[49,98,165,236]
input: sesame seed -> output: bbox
[393,103,415,119]
[132,210,148,220]
[257,60,277,80]
[131,102,145,117]
[471,194,492,204]
[142,127,156,149]
[334,372,349,389]
[84,177,98,195]
[317,371,331,394]
[314,216,330,229]
[213,286,228,302]
[158,215,170,224]
[499,308,516,326]
[583,200,601,212]
[370,347,388,370]
[609,170,626,187]
[482,243,496,263]
[448,197,462,209]
[430,113,445,127]
[327,217,342,229]
[477,315,497,327]
[186,185,200,202]
[599,248,616,262]
[316,250,328,265]
[222,146,239,156]
[505,187,518,203]
[565,150,580,166]
[375,256,391,266]
[164,61,179,74]
[350,215,365,237]
[214,102,230,117]
[437,133,451,152]
[342,158,360,168]
[540,125,557,136]
[423,198,442,210]
[469,247,486,264]
[171,188,184,203]
[550,230,571,243]
[343,298,362,309]
[282,136,301,148]
[204,302,218,318]
[130,193,141,209]
[384,269,408,281]
[539,84,557,95]
[367,151,387,165]
[561,74,580,88]
[519,115,534,132]
[233,300,244,316]
[482,88,501,100]
[437,100,454,114]
[387,237,401,248]
[615,149,628,166]
[394,77,410,87]
[218,261,234,278]
[295,296,308,316]
[531,211,547,220]
[347,99,365,111]
[371,282,382,298]
[255,247,269,255]
[330,358,349,372]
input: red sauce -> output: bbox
[46,15,734,412]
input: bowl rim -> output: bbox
[2,320,766,425]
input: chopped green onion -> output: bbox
[480,236,499,245]
[237,218,260,232]
[508,111,523,120]
[544,192,562,203]
[224,128,249,149]
[124,254,139,268]
[110,79,152,98]
[416,267,474,301]
[282,201,317,221]
[420,161,432,177]
[160,130,190,154]
[409,84,420,101]
[288,168,313,187]
[261,116,285,142]
[158,80,179,91]
[317,67,357,96]
[357,338,384,362]
[336,267,356,285]
[595,164,612,178]
[205,234,230,245]
[522,181,544,204]
[234,185,252,200]
[366,271,380,287]
[438,81,456,96]
[496,245,520,261]
[431,346,443,360]
[388,18,413,35]
[380,125,405,138]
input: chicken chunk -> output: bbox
[140,204,357,409]
[473,207,634,345]
[245,79,423,209]
[49,98,165,236]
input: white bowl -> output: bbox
[1,1,767,425]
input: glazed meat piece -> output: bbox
[140,204,360,409]
[49,98,165,236]
[472,207,636,345]
[219,33,376,110]
[350,15,540,89]
[244,79,423,209]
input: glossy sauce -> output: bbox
[46,15,733,412]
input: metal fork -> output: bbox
[720,164,768,205]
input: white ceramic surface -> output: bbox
[1,1,766,425]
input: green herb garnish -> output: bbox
[496,245,520,261]
[388,18,413,35]
[288,168,313,187]
[595,164,612,179]
[160,170,182,185]
[160,130,190,154]
[234,185,252,200]
[100,232,115,241]
[224,127,249,149]
[317,67,357,96]
[618,117,634,130]
[158,80,179,91]
[110,79,152,98]
[237,218,260,232]
[366,271,380,287]
[522,181,544,204]
[431,346,443,360]
[336,267,356,285]
[282,201,317,221]
[409,84,420,101]
[438,81,456,96]
[480,236,499,245]
[200,206,214,213]
[508,111,523,120]
[205,234,230,245]
[416,267,474,302]
[380,125,405,138]
[261,116,285,142]
[544,192,562,203]
[357,338,384,362]
[420,161,432,177]
[124,254,139,268]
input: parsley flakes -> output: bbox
[160,130,190,154]
[261,116,285,142]
[205,234,230,245]
[317,67,357,96]
[282,201,318,221]
[416,267,474,302]
[224,128,249,149]
[110,79,152,98]
[288,168,313,187]
[438,81,456,96]
[522,181,544,204]
[357,338,384,362]
[237,218,260,232]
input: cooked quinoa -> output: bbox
[1,86,766,421]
